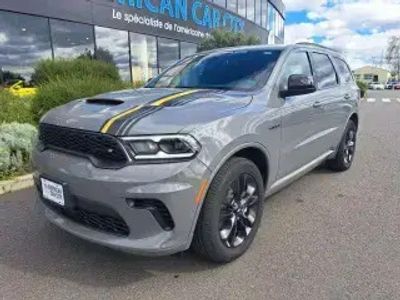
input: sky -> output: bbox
[284,0,400,69]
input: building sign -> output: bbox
[92,0,267,43]
[116,0,246,32]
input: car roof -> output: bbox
[198,43,344,59]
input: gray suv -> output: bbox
[33,43,359,263]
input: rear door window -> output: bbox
[311,53,338,89]
[334,57,354,84]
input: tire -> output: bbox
[327,120,357,172]
[192,157,265,263]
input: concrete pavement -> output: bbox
[1,90,400,299]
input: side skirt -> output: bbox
[265,150,334,197]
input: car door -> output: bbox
[332,56,359,140]
[309,52,345,153]
[277,51,324,178]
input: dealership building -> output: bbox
[0,0,285,84]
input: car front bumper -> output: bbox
[32,149,211,256]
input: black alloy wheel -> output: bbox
[192,157,264,263]
[219,173,259,248]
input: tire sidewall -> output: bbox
[200,158,265,262]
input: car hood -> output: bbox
[41,88,253,136]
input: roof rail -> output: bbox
[295,42,340,52]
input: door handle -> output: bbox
[313,101,322,108]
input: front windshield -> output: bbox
[147,49,282,91]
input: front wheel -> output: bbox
[327,120,357,171]
[192,157,264,263]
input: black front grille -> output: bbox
[43,199,130,236]
[39,123,129,168]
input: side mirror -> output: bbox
[280,74,316,97]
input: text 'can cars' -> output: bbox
[33,43,360,263]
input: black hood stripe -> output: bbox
[100,89,199,134]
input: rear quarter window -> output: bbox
[334,57,354,84]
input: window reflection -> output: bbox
[268,4,275,33]
[238,0,246,17]
[0,11,52,84]
[255,0,261,25]
[247,0,255,22]
[180,42,197,59]
[213,0,226,8]
[51,19,94,59]
[262,0,268,28]
[227,0,237,13]
[158,37,179,73]
[95,26,130,81]
[130,32,157,82]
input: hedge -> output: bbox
[31,58,121,85]
[31,76,129,122]
[0,122,37,179]
[0,90,35,125]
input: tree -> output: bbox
[198,29,261,52]
[385,36,400,79]
[77,47,116,66]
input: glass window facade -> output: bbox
[247,0,255,22]
[238,0,246,17]
[255,0,262,25]
[213,0,226,8]
[158,37,179,73]
[50,19,94,59]
[130,32,157,82]
[262,0,268,28]
[0,11,52,84]
[180,42,197,59]
[227,0,237,13]
[95,26,130,81]
[0,1,285,83]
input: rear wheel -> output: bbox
[192,157,264,263]
[327,120,357,171]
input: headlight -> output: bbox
[122,135,201,161]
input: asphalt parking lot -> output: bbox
[1,90,400,299]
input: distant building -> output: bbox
[353,66,391,84]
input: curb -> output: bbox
[0,174,34,196]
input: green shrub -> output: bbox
[198,29,261,52]
[31,76,128,122]
[31,58,121,85]
[0,122,37,179]
[0,90,35,124]
[356,81,368,98]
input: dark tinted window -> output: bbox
[0,11,52,85]
[311,53,338,89]
[280,52,312,89]
[148,50,281,91]
[51,20,94,59]
[334,57,353,84]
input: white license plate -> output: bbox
[41,178,65,206]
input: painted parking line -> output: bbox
[367,98,376,102]
[382,98,391,103]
